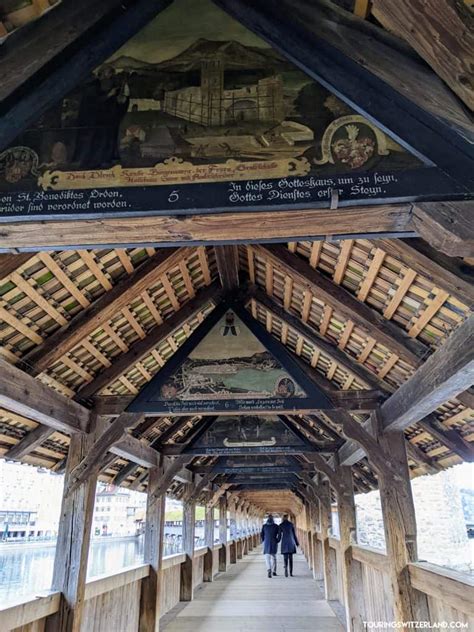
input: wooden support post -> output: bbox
[319,480,338,601]
[180,494,195,602]
[218,495,228,571]
[305,501,313,569]
[337,466,366,632]
[203,504,214,582]
[378,431,429,624]
[139,465,166,632]
[45,415,107,632]
[229,540,237,564]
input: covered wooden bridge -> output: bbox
[0,0,473,630]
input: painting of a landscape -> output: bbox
[0,0,420,190]
[155,310,306,403]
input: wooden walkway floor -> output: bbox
[161,549,345,632]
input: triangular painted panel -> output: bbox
[185,414,306,455]
[127,299,333,414]
[2,0,435,213]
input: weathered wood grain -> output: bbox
[411,201,474,259]
[258,244,428,367]
[77,282,220,399]
[0,358,89,434]
[23,248,185,374]
[0,205,412,251]
[381,315,474,431]
[371,0,474,110]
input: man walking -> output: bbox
[279,514,299,577]
[261,514,280,578]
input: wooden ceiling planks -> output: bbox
[0,239,472,495]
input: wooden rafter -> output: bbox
[215,246,240,291]
[371,0,474,110]
[76,282,220,398]
[411,202,474,259]
[0,253,34,282]
[255,244,428,367]
[417,415,474,463]
[4,424,56,460]
[247,285,393,393]
[375,237,474,310]
[0,358,89,434]
[381,315,474,431]
[23,248,189,374]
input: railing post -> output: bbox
[338,466,366,632]
[218,495,228,571]
[139,465,166,632]
[203,504,214,582]
[180,492,195,601]
[378,431,429,623]
[45,415,107,632]
[319,480,338,601]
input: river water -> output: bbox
[0,536,155,606]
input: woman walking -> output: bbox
[261,514,280,578]
[279,514,299,577]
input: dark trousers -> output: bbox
[283,553,294,574]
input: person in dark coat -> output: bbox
[261,514,281,578]
[279,514,299,577]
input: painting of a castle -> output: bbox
[163,59,285,126]
[1,0,420,191]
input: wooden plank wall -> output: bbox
[160,564,181,616]
[80,579,142,632]
[192,555,205,589]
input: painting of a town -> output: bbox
[154,310,306,404]
[0,0,420,191]
[193,416,305,450]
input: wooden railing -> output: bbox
[1,534,258,632]
[299,527,474,629]
[408,562,474,627]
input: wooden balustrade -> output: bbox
[408,562,474,628]
[3,535,472,632]
[1,535,258,632]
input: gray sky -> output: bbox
[108,0,269,65]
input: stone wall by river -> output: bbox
[355,468,472,574]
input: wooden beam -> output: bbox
[109,434,159,469]
[215,246,240,291]
[257,244,428,367]
[417,415,474,463]
[0,253,34,282]
[371,0,474,110]
[4,424,53,460]
[0,205,413,252]
[155,416,196,445]
[377,431,430,623]
[247,285,393,393]
[0,0,173,150]
[375,237,474,309]
[23,248,187,374]
[411,201,474,258]
[381,315,474,431]
[65,412,144,495]
[138,464,166,632]
[45,416,107,632]
[113,462,138,487]
[406,441,443,475]
[77,282,220,398]
[0,358,89,434]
